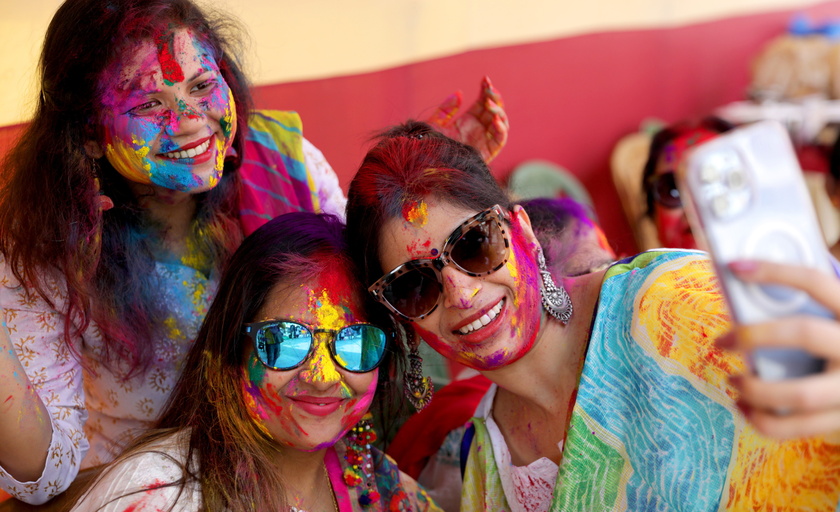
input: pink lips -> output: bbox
[453,298,506,345]
[289,395,343,417]
[159,134,215,164]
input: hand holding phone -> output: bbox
[678,120,834,380]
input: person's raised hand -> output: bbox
[427,76,509,162]
[717,259,840,440]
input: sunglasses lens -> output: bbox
[451,219,508,274]
[255,321,312,369]
[334,325,388,372]
[654,173,682,209]
[382,266,441,318]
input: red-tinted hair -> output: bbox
[345,120,511,287]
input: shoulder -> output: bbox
[72,432,198,512]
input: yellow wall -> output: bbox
[0,0,823,127]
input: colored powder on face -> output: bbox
[176,98,201,120]
[155,32,185,86]
[402,200,428,227]
[506,222,543,354]
[304,339,342,383]
[104,139,154,184]
[241,358,272,436]
[405,237,434,258]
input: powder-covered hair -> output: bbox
[0,0,253,375]
[345,120,511,288]
[77,212,401,512]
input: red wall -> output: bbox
[4,1,840,256]
[251,2,840,256]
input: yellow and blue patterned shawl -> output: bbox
[462,250,840,511]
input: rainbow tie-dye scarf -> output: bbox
[462,250,840,511]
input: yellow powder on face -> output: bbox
[304,288,344,382]
[104,138,153,184]
[312,289,343,330]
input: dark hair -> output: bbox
[0,0,254,375]
[345,120,511,287]
[641,116,734,217]
[85,212,401,512]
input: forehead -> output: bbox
[100,27,214,95]
[380,197,480,260]
[256,268,365,326]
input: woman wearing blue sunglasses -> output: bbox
[345,121,840,511]
[68,212,439,512]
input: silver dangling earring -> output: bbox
[403,330,434,411]
[537,248,573,324]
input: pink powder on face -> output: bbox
[505,219,542,354]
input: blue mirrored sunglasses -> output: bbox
[243,320,388,373]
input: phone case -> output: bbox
[678,120,834,380]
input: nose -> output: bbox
[441,266,481,309]
[297,334,342,389]
[162,98,205,136]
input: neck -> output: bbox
[129,182,197,255]
[483,268,605,409]
[480,267,606,465]
[274,447,335,512]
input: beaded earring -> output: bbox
[343,412,380,507]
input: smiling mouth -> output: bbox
[161,138,212,159]
[457,298,504,335]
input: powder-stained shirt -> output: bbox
[0,110,345,505]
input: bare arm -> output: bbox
[0,263,89,504]
[0,323,52,481]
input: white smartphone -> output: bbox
[678,120,834,380]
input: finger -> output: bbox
[735,370,840,413]
[428,91,463,126]
[733,316,840,357]
[743,406,840,440]
[728,260,840,312]
[480,76,505,108]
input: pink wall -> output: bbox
[3,1,840,256]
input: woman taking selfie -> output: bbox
[344,121,840,511]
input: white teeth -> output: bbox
[458,299,504,335]
[163,139,211,159]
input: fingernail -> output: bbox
[715,332,736,350]
[735,399,751,418]
[728,260,758,274]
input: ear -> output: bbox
[84,140,104,159]
[511,204,540,248]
